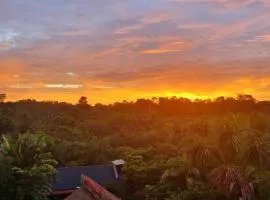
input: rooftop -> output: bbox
[53,164,117,192]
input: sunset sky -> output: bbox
[1,0,270,103]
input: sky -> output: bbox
[1,0,270,104]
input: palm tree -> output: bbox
[208,122,270,200]
[160,156,204,191]
[189,144,224,171]
[239,131,270,170]
[208,165,254,200]
[0,133,57,200]
[187,142,253,199]
[186,116,270,200]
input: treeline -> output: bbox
[0,94,269,141]
[1,94,270,199]
[2,94,269,118]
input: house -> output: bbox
[51,160,125,198]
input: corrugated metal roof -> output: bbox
[53,164,117,191]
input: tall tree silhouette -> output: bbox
[0,94,6,103]
[78,96,88,105]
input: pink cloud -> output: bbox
[114,9,180,35]
[178,23,212,30]
[209,15,267,41]
[246,34,270,43]
[141,10,178,24]
[114,24,143,34]
[61,30,89,37]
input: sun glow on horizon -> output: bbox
[4,90,236,104]
[144,92,209,100]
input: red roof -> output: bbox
[81,175,121,200]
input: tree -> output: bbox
[78,96,88,105]
[206,121,270,200]
[160,157,191,190]
[208,165,254,200]
[189,144,223,171]
[0,115,15,134]
[239,131,270,170]
[0,94,6,103]
[237,94,256,103]
[0,133,57,200]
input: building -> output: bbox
[51,160,125,198]
[65,175,121,200]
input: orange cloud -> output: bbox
[140,40,191,54]
[0,58,29,84]
[4,63,270,104]
[45,84,83,89]
[140,49,181,54]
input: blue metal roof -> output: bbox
[53,164,116,191]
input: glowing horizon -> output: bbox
[1,0,270,103]
[1,91,262,104]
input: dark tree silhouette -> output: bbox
[0,94,6,102]
[78,96,88,105]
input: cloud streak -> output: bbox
[45,84,83,89]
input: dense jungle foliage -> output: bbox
[1,94,270,200]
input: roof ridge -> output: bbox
[81,175,121,200]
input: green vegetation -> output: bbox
[0,134,57,200]
[1,94,270,199]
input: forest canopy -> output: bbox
[1,94,270,200]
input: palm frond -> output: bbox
[208,165,254,200]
